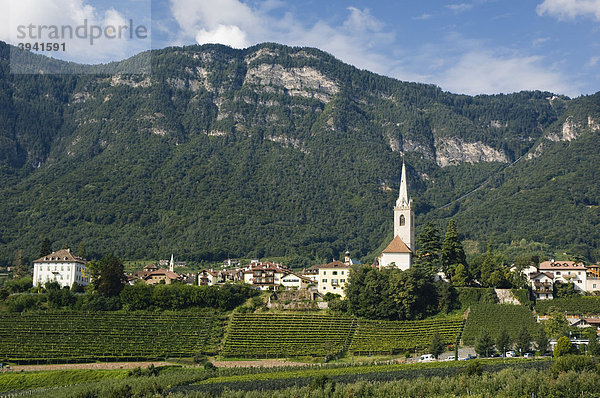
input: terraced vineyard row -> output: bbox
[221,313,357,358]
[349,317,465,354]
[0,311,224,364]
[462,304,538,345]
[222,314,465,358]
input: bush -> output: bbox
[6,294,40,312]
[456,287,497,308]
[552,355,598,374]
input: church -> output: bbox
[378,160,414,270]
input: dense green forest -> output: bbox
[0,41,599,267]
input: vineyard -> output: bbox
[221,313,357,358]
[534,296,600,315]
[349,317,464,355]
[0,311,224,364]
[462,304,538,345]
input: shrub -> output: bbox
[552,355,598,374]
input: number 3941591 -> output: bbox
[18,42,66,51]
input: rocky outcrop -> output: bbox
[434,137,509,167]
[547,116,580,142]
[244,64,339,103]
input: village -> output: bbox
[26,162,600,343]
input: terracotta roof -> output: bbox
[200,269,219,277]
[143,269,181,280]
[317,260,351,269]
[33,249,86,264]
[539,260,585,270]
[382,236,413,254]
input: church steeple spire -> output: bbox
[397,159,409,207]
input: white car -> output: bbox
[419,354,434,362]
[445,355,455,361]
[505,351,516,358]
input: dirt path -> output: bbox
[211,359,311,368]
[9,359,311,372]
[10,361,172,372]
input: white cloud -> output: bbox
[532,37,550,46]
[446,3,474,13]
[536,0,600,21]
[413,13,432,20]
[196,24,249,48]
[438,51,576,96]
[587,56,600,66]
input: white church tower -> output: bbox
[379,160,414,270]
[393,160,415,251]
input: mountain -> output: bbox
[0,41,599,266]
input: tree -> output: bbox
[536,327,549,356]
[545,311,570,339]
[415,222,442,274]
[441,219,467,279]
[451,264,468,287]
[12,250,29,279]
[584,327,600,356]
[475,330,495,358]
[429,332,444,359]
[77,241,87,260]
[496,328,511,357]
[553,336,573,357]
[554,281,579,298]
[516,326,532,355]
[87,254,126,297]
[39,238,52,258]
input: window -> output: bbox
[399,214,405,226]
[556,272,561,275]
[333,271,338,275]
[341,271,345,275]
[323,271,326,275]
[332,279,339,285]
[594,284,597,289]
[340,279,346,283]
[322,279,327,283]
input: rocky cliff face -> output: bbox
[434,137,509,167]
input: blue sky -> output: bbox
[2,0,599,96]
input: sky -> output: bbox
[2,0,599,97]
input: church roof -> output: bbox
[382,236,413,254]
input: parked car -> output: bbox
[445,355,455,361]
[505,350,516,358]
[523,352,534,358]
[419,354,434,362]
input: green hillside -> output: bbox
[0,41,599,265]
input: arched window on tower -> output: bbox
[399,214,405,226]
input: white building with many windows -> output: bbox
[32,249,89,288]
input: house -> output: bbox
[317,260,351,298]
[530,272,554,300]
[539,260,588,292]
[242,262,290,290]
[301,264,320,282]
[379,160,414,270]
[32,249,89,288]
[586,264,600,293]
[142,269,183,285]
[198,269,219,286]
[280,272,313,289]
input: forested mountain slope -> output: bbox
[0,41,598,265]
